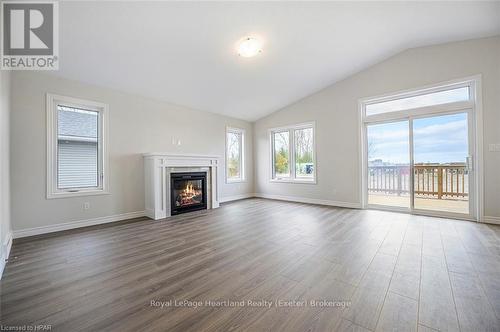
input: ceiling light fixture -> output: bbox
[237,37,262,58]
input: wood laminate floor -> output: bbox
[1,198,500,331]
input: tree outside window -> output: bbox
[271,124,315,182]
[226,128,244,181]
[273,131,290,177]
[294,128,314,178]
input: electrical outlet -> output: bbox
[83,202,90,210]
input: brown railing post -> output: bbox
[437,167,443,199]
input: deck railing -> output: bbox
[368,164,468,199]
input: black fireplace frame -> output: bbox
[170,172,207,215]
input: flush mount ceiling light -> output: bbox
[237,37,263,58]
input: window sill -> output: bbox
[270,178,317,184]
[47,189,110,199]
[226,179,247,184]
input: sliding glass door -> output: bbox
[367,121,410,209]
[412,112,471,215]
[362,80,477,220]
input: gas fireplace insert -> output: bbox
[170,172,207,215]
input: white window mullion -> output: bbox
[97,108,103,187]
[289,129,296,180]
[46,93,109,199]
[226,127,245,183]
[270,122,316,184]
[239,132,244,180]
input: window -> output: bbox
[226,127,244,182]
[365,86,470,116]
[47,94,108,198]
[294,127,314,179]
[273,131,290,178]
[271,123,315,183]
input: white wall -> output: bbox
[10,71,254,233]
[1,70,12,274]
[8,36,500,237]
[254,36,500,220]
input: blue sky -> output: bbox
[367,113,468,164]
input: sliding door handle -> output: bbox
[466,156,473,171]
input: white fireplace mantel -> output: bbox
[143,153,220,220]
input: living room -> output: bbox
[1,1,499,331]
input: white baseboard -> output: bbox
[9,194,361,241]
[0,231,13,280]
[220,192,362,209]
[220,193,255,203]
[254,193,361,209]
[13,211,146,239]
[0,253,4,279]
[483,216,500,225]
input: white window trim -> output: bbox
[225,126,245,183]
[269,122,317,184]
[46,93,109,199]
[358,75,484,222]
[361,79,475,123]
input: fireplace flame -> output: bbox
[176,181,202,207]
[185,183,195,195]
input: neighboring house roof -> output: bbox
[58,106,98,140]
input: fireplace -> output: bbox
[143,153,219,220]
[170,172,207,215]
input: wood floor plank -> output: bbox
[335,319,372,332]
[449,272,500,331]
[1,198,499,331]
[375,291,418,332]
[389,243,421,300]
[418,255,460,331]
[342,285,388,330]
[477,271,500,319]
[417,324,439,332]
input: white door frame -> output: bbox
[359,75,484,222]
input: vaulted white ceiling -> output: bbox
[54,1,500,121]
